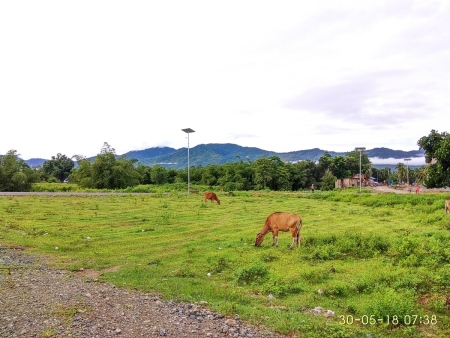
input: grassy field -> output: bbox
[1,188,449,337]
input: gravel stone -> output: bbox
[0,246,287,338]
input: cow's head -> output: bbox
[255,233,264,246]
[216,199,221,205]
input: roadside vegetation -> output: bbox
[1,189,449,337]
[2,129,450,193]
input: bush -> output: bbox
[308,245,337,260]
[338,233,390,258]
[31,183,79,192]
[208,256,231,273]
[353,276,376,293]
[235,263,269,285]
[300,268,330,283]
[365,288,418,325]
[323,280,353,297]
[260,277,304,297]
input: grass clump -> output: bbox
[365,288,419,325]
[235,263,269,285]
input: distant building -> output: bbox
[335,174,371,189]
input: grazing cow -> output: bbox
[446,200,450,213]
[255,212,302,249]
[204,191,220,205]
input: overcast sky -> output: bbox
[1,1,449,164]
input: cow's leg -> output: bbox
[291,230,302,248]
[289,235,302,249]
[272,229,279,247]
[289,237,297,249]
[288,227,299,249]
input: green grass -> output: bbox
[1,189,449,337]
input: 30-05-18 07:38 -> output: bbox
[339,314,438,325]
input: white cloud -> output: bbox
[1,0,449,159]
[370,157,426,166]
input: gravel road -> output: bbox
[0,247,287,338]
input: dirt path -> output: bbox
[370,185,450,194]
[369,185,411,194]
[0,192,152,196]
[0,247,285,338]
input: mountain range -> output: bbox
[23,143,425,169]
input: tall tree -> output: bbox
[417,129,448,164]
[417,130,450,187]
[42,153,75,182]
[395,163,407,184]
[150,165,168,185]
[317,152,333,178]
[69,158,93,188]
[347,150,371,177]
[321,169,337,191]
[330,155,348,178]
[0,150,39,191]
[201,164,220,186]
[69,143,140,189]
[253,157,274,190]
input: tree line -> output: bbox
[1,130,448,192]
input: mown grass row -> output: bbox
[1,189,449,337]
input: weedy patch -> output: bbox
[1,190,449,337]
[39,328,58,338]
[365,288,419,325]
[235,263,269,285]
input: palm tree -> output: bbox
[414,166,428,186]
[395,163,407,184]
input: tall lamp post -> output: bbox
[182,128,195,195]
[404,158,411,185]
[355,147,366,193]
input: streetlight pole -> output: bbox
[182,128,195,195]
[355,147,366,193]
[404,158,411,185]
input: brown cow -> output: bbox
[204,191,220,205]
[255,212,302,249]
[446,200,450,213]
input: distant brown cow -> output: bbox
[255,212,302,249]
[204,191,220,205]
[446,200,450,213]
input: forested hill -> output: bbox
[24,144,424,169]
[125,144,424,168]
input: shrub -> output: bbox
[434,264,450,287]
[392,273,426,293]
[338,233,390,258]
[353,276,375,293]
[261,277,304,297]
[308,244,337,260]
[323,280,353,297]
[208,256,231,273]
[300,268,330,283]
[173,267,196,278]
[235,263,269,285]
[426,294,450,314]
[260,254,280,263]
[365,288,418,325]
